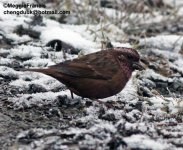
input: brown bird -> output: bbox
[22,47,143,99]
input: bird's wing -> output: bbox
[49,51,119,80]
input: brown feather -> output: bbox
[21,47,143,99]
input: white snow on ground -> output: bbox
[40,27,97,53]
[141,69,173,82]
[0,2,32,32]
[10,45,43,59]
[139,35,183,52]
[22,58,55,67]
[112,42,132,48]
[1,0,183,149]
[0,1,98,53]
[123,134,172,150]
[6,34,31,43]
[10,72,62,91]
[0,0,181,108]
[0,66,19,78]
[165,0,183,7]
[8,90,72,109]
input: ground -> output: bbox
[0,0,183,150]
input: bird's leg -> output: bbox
[70,91,74,99]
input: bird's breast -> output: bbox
[108,69,129,94]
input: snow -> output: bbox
[165,0,183,7]
[40,27,97,52]
[0,66,19,78]
[1,0,183,149]
[22,58,54,67]
[10,45,43,59]
[112,42,132,48]
[139,35,183,52]
[6,33,31,43]
[8,90,72,109]
[124,134,172,150]
[141,69,173,82]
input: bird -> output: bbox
[21,47,144,99]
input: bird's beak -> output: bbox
[132,61,145,71]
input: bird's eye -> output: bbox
[127,55,132,59]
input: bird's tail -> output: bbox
[17,68,53,76]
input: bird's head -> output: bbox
[113,47,144,78]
